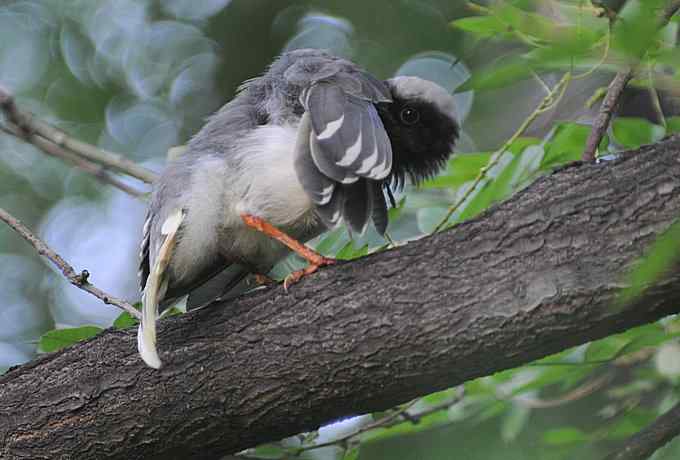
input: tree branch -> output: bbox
[1,137,680,460]
[0,85,158,185]
[582,0,680,161]
[0,207,141,320]
[604,400,680,460]
[0,124,146,199]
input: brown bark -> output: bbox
[1,137,680,460]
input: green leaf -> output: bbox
[501,405,531,442]
[612,117,665,149]
[541,123,590,169]
[314,227,347,256]
[451,16,508,38]
[422,152,491,189]
[455,145,529,222]
[249,443,287,459]
[457,59,532,92]
[494,3,555,43]
[543,427,591,445]
[343,446,360,460]
[335,241,369,260]
[387,196,407,222]
[619,220,680,305]
[612,0,666,60]
[666,116,680,134]
[38,326,103,352]
[113,311,138,329]
[605,408,657,440]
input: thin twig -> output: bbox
[432,72,572,233]
[603,400,680,460]
[0,124,146,199]
[582,0,680,162]
[581,69,633,162]
[0,207,141,319]
[0,85,158,184]
[292,393,464,455]
[509,375,611,409]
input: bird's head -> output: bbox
[377,76,459,188]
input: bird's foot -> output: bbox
[283,257,336,291]
[254,273,276,286]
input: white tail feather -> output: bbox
[137,209,185,369]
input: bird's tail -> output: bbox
[137,209,185,369]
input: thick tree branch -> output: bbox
[1,137,680,460]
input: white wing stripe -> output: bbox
[337,131,362,166]
[317,114,344,140]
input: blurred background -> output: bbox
[2,1,680,459]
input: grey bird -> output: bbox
[138,49,460,368]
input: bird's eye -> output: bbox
[399,107,420,125]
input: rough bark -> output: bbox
[1,137,680,460]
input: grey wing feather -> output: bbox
[288,54,393,234]
[315,185,344,228]
[305,82,392,182]
[341,179,373,235]
[371,183,389,236]
[294,112,336,205]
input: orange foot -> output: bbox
[240,213,337,291]
[284,256,336,291]
[254,273,276,286]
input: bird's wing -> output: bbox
[292,63,393,235]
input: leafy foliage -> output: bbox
[38,326,103,352]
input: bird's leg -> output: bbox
[240,213,335,288]
[253,273,276,286]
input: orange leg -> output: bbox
[254,273,275,286]
[240,214,336,289]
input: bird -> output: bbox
[138,48,460,368]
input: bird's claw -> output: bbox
[283,257,336,291]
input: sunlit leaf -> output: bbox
[619,220,680,304]
[248,443,287,459]
[335,241,369,260]
[457,58,532,92]
[612,117,665,149]
[38,326,103,353]
[113,311,138,329]
[343,446,360,460]
[314,227,347,256]
[387,196,407,222]
[422,152,491,189]
[605,408,657,440]
[666,116,680,134]
[612,0,666,59]
[450,16,508,38]
[543,427,591,445]
[494,3,555,43]
[540,123,590,169]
